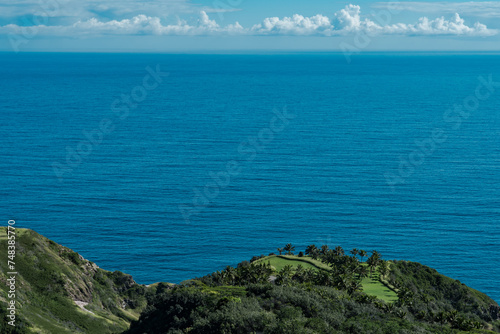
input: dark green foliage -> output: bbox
[61,250,82,265]
[0,228,151,333]
[2,230,499,334]
[126,245,500,334]
[127,281,497,334]
[0,303,29,334]
[388,261,498,326]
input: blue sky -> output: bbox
[1,0,500,52]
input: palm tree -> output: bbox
[350,248,359,258]
[359,249,367,262]
[348,279,362,294]
[283,243,295,255]
[366,250,381,276]
[305,244,318,257]
[371,250,381,261]
[357,265,369,280]
[384,302,395,314]
[379,260,389,278]
[366,257,378,276]
[334,246,345,256]
[225,266,236,285]
[276,265,294,285]
[447,310,459,325]
[320,245,329,255]
[396,309,407,319]
[277,247,283,255]
[293,264,305,282]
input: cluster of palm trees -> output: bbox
[205,244,388,295]
[204,262,274,286]
[306,245,370,263]
[274,244,389,294]
[273,263,362,293]
[304,244,386,277]
[277,243,295,255]
[199,244,486,332]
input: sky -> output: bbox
[1,0,500,52]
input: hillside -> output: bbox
[1,230,499,334]
[127,246,500,334]
[0,228,156,334]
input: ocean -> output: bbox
[1,52,499,302]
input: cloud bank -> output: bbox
[0,4,496,38]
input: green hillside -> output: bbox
[0,228,155,334]
[128,244,500,334]
[1,230,499,334]
[254,255,398,302]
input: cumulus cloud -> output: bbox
[334,4,496,36]
[251,14,334,36]
[0,4,496,37]
[336,4,381,33]
[383,13,495,36]
[0,11,244,36]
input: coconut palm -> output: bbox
[305,244,319,258]
[277,247,283,255]
[276,265,294,285]
[350,248,359,258]
[357,265,369,279]
[283,243,295,255]
[359,249,367,262]
[379,260,389,278]
[334,246,345,256]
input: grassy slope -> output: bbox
[254,255,330,271]
[361,268,399,303]
[256,254,398,302]
[0,227,153,334]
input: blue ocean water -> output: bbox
[1,53,499,302]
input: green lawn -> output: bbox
[255,255,398,303]
[361,271,398,303]
[254,255,330,272]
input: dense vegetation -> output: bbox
[0,228,155,333]
[127,244,500,334]
[1,229,499,333]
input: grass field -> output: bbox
[254,255,331,272]
[361,270,399,303]
[255,254,398,303]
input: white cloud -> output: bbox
[383,13,495,36]
[249,4,495,37]
[373,2,500,18]
[251,14,334,36]
[334,4,496,36]
[0,4,496,38]
[336,4,381,33]
[0,11,244,36]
